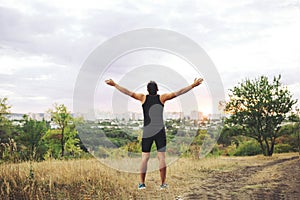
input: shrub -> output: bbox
[206,145,222,157]
[95,146,110,158]
[179,144,191,158]
[274,144,294,153]
[234,140,261,156]
[221,144,237,156]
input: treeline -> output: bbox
[0,99,88,162]
[0,98,144,163]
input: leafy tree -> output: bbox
[48,104,80,157]
[0,98,15,161]
[63,125,82,157]
[0,97,12,143]
[43,129,62,159]
[16,115,49,161]
[225,75,297,156]
[219,126,245,148]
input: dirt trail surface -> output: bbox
[134,153,300,199]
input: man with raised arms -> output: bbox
[105,78,203,189]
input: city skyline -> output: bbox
[7,110,219,122]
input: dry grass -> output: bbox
[0,159,139,199]
[0,153,299,199]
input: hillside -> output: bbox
[0,153,299,199]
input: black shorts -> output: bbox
[142,128,166,152]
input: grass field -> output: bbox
[0,153,299,199]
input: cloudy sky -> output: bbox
[0,0,299,114]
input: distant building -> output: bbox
[208,113,222,121]
[164,112,184,119]
[95,111,114,120]
[8,112,51,122]
[6,113,24,121]
[28,113,45,121]
[129,112,143,120]
[43,112,51,121]
[190,111,203,121]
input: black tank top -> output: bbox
[142,95,164,129]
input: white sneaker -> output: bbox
[160,183,169,190]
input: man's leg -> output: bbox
[157,151,166,184]
[140,152,150,184]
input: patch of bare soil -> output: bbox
[134,154,299,199]
[181,156,300,200]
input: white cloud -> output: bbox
[23,74,52,81]
[0,0,299,112]
[0,53,64,75]
[0,88,14,96]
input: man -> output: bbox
[105,78,203,189]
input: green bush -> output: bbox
[206,145,222,158]
[234,141,261,156]
[95,146,110,158]
[274,143,294,153]
[221,144,237,156]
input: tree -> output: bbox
[42,129,62,159]
[0,97,12,143]
[0,98,19,162]
[48,104,80,157]
[225,75,297,156]
[17,115,49,161]
[219,126,243,147]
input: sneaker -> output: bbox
[138,183,146,190]
[160,183,169,190]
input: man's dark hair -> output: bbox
[147,81,158,95]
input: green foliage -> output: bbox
[208,145,222,157]
[76,121,138,157]
[277,123,299,152]
[0,138,19,162]
[63,125,82,157]
[43,129,62,159]
[179,143,192,158]
[48,104,82,158]
[233,140,262,156]
[225,75,297,156]
[124,133,142,153]
[0,97,12,143]
[16,116,49,161]
[289,108,300,154]
[176,129,223,158]
[95,146,110,158]
[109,148,128,158]
[221,143,237,156]
[274,144,293,153]
[191,129,206,145]
[219,126,242,146]
[0,98,15,162]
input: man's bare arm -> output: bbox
[160,78,203,104]
[105,79,145,102]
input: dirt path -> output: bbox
[181,156,300,199]
[134,154,300,199]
